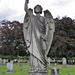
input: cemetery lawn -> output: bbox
[0,63,75,75]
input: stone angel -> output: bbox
[23,0,55,71]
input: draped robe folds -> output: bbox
[23,13,48,70]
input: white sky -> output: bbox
[0,0,75,22]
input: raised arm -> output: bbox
[24,0,29,13]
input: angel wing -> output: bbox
[23,13,30,47]
[44,10,55,56]
[23,8,33,48]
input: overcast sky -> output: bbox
[0,0,75,22]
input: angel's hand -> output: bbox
[26,0,29,4]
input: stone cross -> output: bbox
[50,67,60,75]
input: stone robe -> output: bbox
[23,13,48,70]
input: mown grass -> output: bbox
[0,63,75,75]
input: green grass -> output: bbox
[0,63,75,75]
[0,63,30,75]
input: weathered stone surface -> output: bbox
[62,57,67,66]
[0,58,2,65]
[7,61,13,72]
[6,59,8,63]
[23,0,55,71]
[3,59,6,65]
[29,69,48,75]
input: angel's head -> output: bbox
[34,5,42,14]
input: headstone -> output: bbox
[14,59,18,63]
[55,63,57,66]
[54,59,55,62]
[18,60,20,63]
[0,58,2,65]
[62,57,67,66]
[3,59,6,65]
[50,67,60,75]
[10,61,13,63]
[47,57,51,69]
[24,60,27,63]
[7,61,13,72]
[6,59,8,63]
[18,59,21,63]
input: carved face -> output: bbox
[34,5,42,14]
[35,6,41,13]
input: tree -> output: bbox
[0,20,27,59]
[0,16,75,59]
[48,16,75,58]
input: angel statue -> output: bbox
[23,0,55,72]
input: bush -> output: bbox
[0,55,29,60]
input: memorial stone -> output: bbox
[47,57,51,69]
[6,59,8,63]
[62,57,67,66]
[50,67,60,75]
[7,61,13,72]
[3,59,6,65]
[0,58,2,65]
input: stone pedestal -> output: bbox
[50,67,60,75]
[28,69,48,75]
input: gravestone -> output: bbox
[6,59,8,63]
[14,59,16,62]
[7,61,13,72]
[62,57,67,66]
[3,59,6,65]
[18,60,20,63]
[0,58,2,65]
[18,59,21,63]
[24,59,27,63]
[54,59,55,62]
[55,63,57,66]
[50,67,60,75]
[47,57,51,69]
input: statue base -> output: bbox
[28,69,48,75]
